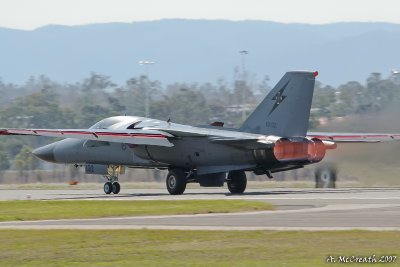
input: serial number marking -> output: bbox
[266,121,277,129]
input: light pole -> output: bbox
[239,50,248,121]
[239,50,248,76]
[138,60,155,117]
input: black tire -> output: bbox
[227,171,247,194]
[166,169,187,195]
[112,182,121,194]
[104,182,113,194]
[315,167,336,188]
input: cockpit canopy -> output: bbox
[90,117,125,129]
[89,116,140,130]
[89,116,166,130]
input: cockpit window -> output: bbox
[127,121,142,129]
[89,118,124,129]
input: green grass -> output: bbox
[0,230,399,266]
[0,200,274,221]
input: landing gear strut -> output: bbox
[103,165,124,194]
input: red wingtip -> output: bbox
[313,71,319,77]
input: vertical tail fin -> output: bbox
[240,71,317,137]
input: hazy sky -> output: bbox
[1,0,400,30]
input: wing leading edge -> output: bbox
[0,128,175,147]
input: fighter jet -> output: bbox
[1,71,399,195]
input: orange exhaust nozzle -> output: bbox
[273,138,327,163]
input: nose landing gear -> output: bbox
[103,181,121,194]
[103,165,124,194]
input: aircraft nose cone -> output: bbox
[32,143,56,163]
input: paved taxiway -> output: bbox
[0,188,399,230]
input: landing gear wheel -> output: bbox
[315,167,336,188]
[166,169,187,195]
[227,171,247,194]
[112,182,121,194]
[104,182,113,194]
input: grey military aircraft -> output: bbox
[1,71,399,195]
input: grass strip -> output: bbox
[0,200,273,221]
[0,230,399,266]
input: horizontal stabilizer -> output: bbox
[308,132,400,143]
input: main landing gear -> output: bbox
[166,169,187,195]
[103,165,124,194]
[165,168,248,195]
[227,170,247,194]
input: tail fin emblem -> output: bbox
[268,81,289,116]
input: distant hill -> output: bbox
[1,19,400,86]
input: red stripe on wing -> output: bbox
[1,129,168,139]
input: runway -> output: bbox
[0,187,399,231]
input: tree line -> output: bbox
[0,71,399,180]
